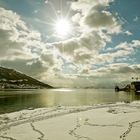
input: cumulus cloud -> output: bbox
[74,63,140,88]
[131,40,140,47]
[91,40,140,65]
[71,0,121,33]
[96,63,140,79]
[43,0,140,87]
[71,0,113,12]
[46,0,136,87]
[0,7,40,59]
[51,0,122,68]
[0,7,57,80]
[73,48,92,64]
[85,11,114,27]
[53,30,110,66]
[0,0,139,88]
[59,39,140,83]
[47,63,140,88]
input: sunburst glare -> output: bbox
[54,18,71,37]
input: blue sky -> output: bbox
[109,0,140,42]
[0,0,140,88]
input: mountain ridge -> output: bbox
[0,66,53,89]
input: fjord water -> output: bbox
[0,89,140,114]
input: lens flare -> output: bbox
[55,19,71,36]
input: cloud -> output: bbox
[0,7,41,59]
[45,63,140,88]
[71,0,113,12]
[133,16,139,22]
[47,0,128,85]
[0,1,139,88]
[54,39,140,80]
[93,40,140,64]
[0,7,57,80]
[52,0,122,65]
[75,63,140,88]
[71,13,81,24]
[84,9,121,34]
[46,1,140,87]
[94,63,140,79]
[74,48,92,63]
[71,0,121,34]
[85,11,114,27]
[131,40,140,47]
[124,31,132,36]
[52,33,139,79]
[53,30,110,65]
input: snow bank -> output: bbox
[0,101,140,140]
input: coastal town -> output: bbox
[0,79,43,89]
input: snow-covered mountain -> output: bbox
[0,67,53,89]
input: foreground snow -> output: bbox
[0,101,140,140]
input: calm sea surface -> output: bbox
[0,89,140,114]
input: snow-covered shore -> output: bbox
[0,101,140,140]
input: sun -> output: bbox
[54,18,71,37]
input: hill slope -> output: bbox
[0,67,53,89]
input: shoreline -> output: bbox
[0,101,140,140]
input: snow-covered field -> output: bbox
[0,101,140,140]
